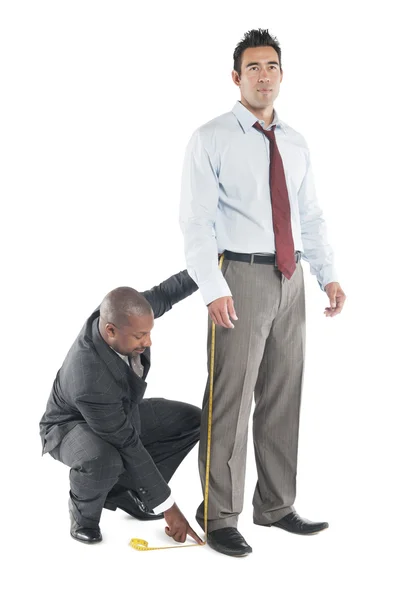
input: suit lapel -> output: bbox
[91,315,148,399]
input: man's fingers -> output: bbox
[220,306,234,328]
[227,297,238,321]
[324,306,342,317]
[216,303,234,328]
[209,310,222,327]
[210,308,233,328]
[213,309,225,327]
[166,527,185,543]
[208,308,220,326]
[166,524,204,545]
[188,527,204,545]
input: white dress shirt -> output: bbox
[180,101,338,305]
[113,348,174,514]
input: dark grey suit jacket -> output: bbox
[39,270,198,510]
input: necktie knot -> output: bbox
[253,121,276,140]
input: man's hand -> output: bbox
[324,282,346,317]
[164,503,204,544]
[207,296,238,328]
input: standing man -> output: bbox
[180,29,346,557]
[40,271,203,545]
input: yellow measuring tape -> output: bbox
[129,254,225,551]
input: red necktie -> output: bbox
[253,122,296,279]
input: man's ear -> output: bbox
[105,323,117,338]
[231,70,241,87]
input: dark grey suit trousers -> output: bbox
[50,398,200,527]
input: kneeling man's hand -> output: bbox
[164,503,204,545]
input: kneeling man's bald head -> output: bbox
[99,287,154,357]
[100,287,152,327]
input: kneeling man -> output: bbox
[40,270,202,545]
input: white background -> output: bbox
[1,1,398,598]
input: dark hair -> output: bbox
[233,29,282,76]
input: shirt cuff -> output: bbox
[197,273,232,306]
[318,266,339,291]
[152,495,175,515]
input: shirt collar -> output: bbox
[111,346,129,365]
[232,100,287,134]
[112,346,144,368]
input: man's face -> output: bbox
[232,46,283,110]
[105,312,154,357]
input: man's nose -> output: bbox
[144,335,152,348]
[258,69,270,82]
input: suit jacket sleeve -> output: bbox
[75,393,170,509]
[141,269,198,319]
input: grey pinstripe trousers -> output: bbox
[196,259,306,532]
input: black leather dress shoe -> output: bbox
[104,489,163,521]
[263,510,329,535]
[69,503,102,544]
[207,527,252,557]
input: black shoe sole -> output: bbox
[70,532,102,544]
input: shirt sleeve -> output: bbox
[298,146,339,290]
[152,494,175,514]
[179,129,232,305]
